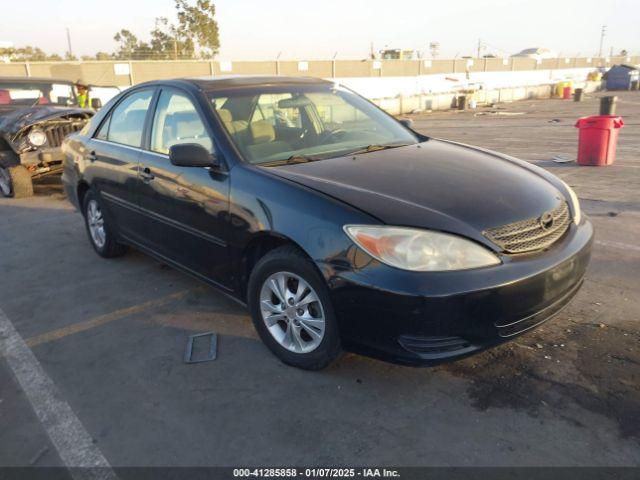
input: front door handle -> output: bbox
[140,167,155,182]
[88,151,98,162]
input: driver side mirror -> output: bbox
[90,98,102,110]
[169,143,219,169]
[399,118,414,129]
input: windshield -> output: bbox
[208,85,418,165]
[0,82,78,107]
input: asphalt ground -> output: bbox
[1,90,639,473]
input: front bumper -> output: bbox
[20,147,64,166]
[326,220,593,366]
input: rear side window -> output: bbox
[105,89,154,147]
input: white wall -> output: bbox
[334,68,595,99]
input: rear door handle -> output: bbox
[140,167,155,182]
[88,151,98,162]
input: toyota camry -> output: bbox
[62,76,593,369]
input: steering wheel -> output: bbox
[318,128,348,143]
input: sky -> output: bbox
[1,0,638,59]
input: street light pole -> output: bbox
[66,27,73,58]
[598,25,606,57]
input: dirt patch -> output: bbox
[439,313,640,441]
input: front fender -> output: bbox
[229,164,379,280]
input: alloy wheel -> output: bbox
[87,199,106,249]
[259,271,326,353]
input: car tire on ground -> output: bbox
[82,189,127,258]
[247,245,342,370]
[0,165,33,198]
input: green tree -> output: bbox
[94,51,113,61]
[149,17,195,60]
[175,0,220,58]
[0,45,65,62]
[113,29,154,60]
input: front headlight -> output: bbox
[560,180,581,225]
[28,129,47,147]
[344,225,501,272]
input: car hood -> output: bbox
[268,139,565,247]
[0,106,92,136]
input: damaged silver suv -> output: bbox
[0,77,95,198]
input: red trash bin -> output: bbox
[562,86,572,99]
[575,115,624,166]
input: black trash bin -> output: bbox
[600,96,617,115]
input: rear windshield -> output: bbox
[0,82,77,107]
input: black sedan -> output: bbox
[62,76,593,370]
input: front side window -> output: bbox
[209,85,418,165]
[150,90,213,155]
[106,89,154,147]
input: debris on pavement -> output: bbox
[552,154,573,163]
[29,446,49,466]
[184,332,218,364]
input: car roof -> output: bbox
[0,76,75,85]
[137,75,334,92]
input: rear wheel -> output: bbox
[247,246,341,370]
[82,190,127,258]
[0,165,33,198]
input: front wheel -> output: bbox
[247,246,342,370]
[0,165,33,198]
[82,190,127,258]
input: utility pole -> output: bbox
[66,27,73,58]
[477,38,482,58]
[598,25,606,57]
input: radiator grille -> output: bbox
[484,202,571,254]
[43,122,84,148]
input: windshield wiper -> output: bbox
[345,143,413,156]
[260,154,319,167]
[30,92,43,108]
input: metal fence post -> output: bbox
[24,62,31,77]
[128,61,134,86]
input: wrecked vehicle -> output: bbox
[0,77,94,198]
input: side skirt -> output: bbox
[119,234,248,309]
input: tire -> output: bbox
[82,189,127,258]
[247,245,342,370]
[0,165,33,198]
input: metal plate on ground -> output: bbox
[184,332,218,364]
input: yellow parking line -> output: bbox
[26,289,193,348]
